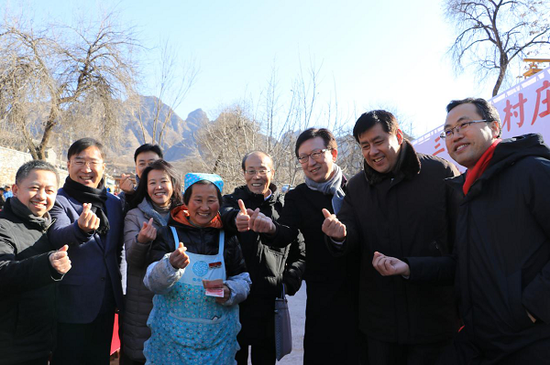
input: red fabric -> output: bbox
[110,313,120,355]
[463,139,501,195]
[171,204,223,229]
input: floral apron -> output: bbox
[144,227,241,364]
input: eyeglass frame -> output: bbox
[440,120,490,139]
[297,148,331,164]
[244,169,272,176]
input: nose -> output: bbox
[308,156,317,166]
[35,188,46,199]
[369,145,379,156]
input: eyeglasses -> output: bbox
[297,148,330,164]
[71,159,103,168]
[440,120,488,139]
[245,169,271,176]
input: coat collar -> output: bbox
[363,139,421,185]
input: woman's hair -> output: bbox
[130,159,183,209]
[183,180,223,206]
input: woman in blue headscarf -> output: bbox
[143,173,251,365]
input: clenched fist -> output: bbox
[49,245,72,274]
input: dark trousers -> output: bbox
[437,329,550,365]
[51,311,115,365]
[235,337,276,365]
[365,335,449,365]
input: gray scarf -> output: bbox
[138,198,169,227]
[305,163,345,213]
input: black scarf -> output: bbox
[62,176,110,235]
[10,197,52,231]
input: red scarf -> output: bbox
[171,204,223,229]
[462,139,501,195]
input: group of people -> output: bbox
[1,96,549,365]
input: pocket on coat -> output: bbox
[507,270,535,331]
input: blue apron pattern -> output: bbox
[144,227,241,364]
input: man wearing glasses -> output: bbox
[220,151,305,365]
[243,130,363,364]
[322,111,461,365]
[372,98,550,364]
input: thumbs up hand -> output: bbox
[49,245,72,274]
[321,208,347,241]
[169,242,190,269]
[248,208,276,234]
[137,218,157,243]
[235,199,251,232]
[78,203,100,233]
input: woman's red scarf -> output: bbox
[463,139,501,195]
[171,204,223,229]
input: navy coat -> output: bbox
[48,188,124,324]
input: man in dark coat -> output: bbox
[373,98,550,364]
[323,110,460,365]
[244,129,363,364]
[221,151,306,365]
[49,138,124,365]
[0,160,72,365]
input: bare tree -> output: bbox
[0,11,137,160]
[130,39,198,145]
[446,0,550,96]
[195,104,263,193]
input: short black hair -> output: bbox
[295,128,337,158]
[241,151,274,171]
[15,160,59,185]
[353,110,399,142]
[183,180,223,206]
[67,138,105,160]
[131,159,183,210]
[134,144,163,162]
[446,98,501,137]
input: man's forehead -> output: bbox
[245,153,273,167]
[445,104,482,127]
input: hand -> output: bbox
[119,173,136,193]
[235,199,251,232]
[215,284,231,304]
[321,208,346,241]
[137,218,157,243]
[169,242,190,269]
[248,208,276,234]
[49,245,72,274]
[372,251,410,277]
[78,203,100,233]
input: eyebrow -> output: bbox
[444,116,471,129]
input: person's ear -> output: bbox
[396,129,404,145]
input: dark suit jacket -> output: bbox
[49,188,124,324]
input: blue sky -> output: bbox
[5,0,515,137]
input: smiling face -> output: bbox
[298,137,338,183]
[136,151,161,179]
[243,152,274,198]
[67,146,105,188]
[147,169,174,208]
[445,103,499,169]
[13,169,58,217]
[187,183,220,227]
[358,123,403,174]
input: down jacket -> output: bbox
[121,198,169,362]
[0,198,63,364]
[332,140,461,344]
[410,134,550,363]
[221,184,306,343]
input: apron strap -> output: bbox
[170,226,179,251]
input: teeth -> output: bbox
[251,183,262,187]
[456,144,468,152]
[373,157,384,163]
